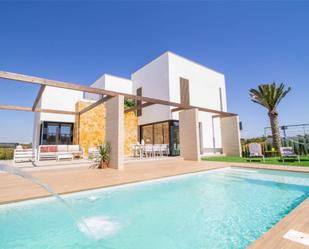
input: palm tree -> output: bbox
[249,83,291,154]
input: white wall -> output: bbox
[167,52,227,152]
[39,86,83,123]
[84,75,105,101]
[131,52,171,125]
[132,51,227,152]
[85,74,132,101]
[33,86,83,147]
[105,75,132,94]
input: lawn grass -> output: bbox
[202,155,309,167]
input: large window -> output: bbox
[153,122,169,144]
[40,122,74,145]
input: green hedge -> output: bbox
[0,148,14,160]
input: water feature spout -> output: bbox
[0,163,95,238]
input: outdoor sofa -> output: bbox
[38,145,84,161]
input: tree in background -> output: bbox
[250,83,291,154]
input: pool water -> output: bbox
[1,167,309,249]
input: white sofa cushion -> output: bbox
[57,145,68,152]
[68,145,81,153]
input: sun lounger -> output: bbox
[280,147,300,162]
[248,143,265,162]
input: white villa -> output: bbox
[32,51,239,158]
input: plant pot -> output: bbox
[99,161,108,169]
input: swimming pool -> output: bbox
[0,167,308,249]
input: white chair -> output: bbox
[88,147,100,160]
[161,144,169,156]
[153,144,162,156]
[131,144,142,157]
[248,143,265,162]
[131,144,137,157]
[144,144,153,157]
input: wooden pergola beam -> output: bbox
[212,113,238,118]
[0,105,76,115]
[172,106,237,117]
[124,102,155,113]
[171,107,190,112]
[0,71,237,116]
[79,95,112,115]
[32,85,46,111]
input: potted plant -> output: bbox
[98,142,111,169]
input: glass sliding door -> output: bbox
[141,125,153,144]
[169,121,180,156]
[162,122,169,144]
[141,122,170,145]
[140,120,179,156]
[153,123,170,144]
[40,122,74,145]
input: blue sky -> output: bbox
[0,1,309,142]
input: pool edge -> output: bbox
[247,197,309,249]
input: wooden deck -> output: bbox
[0,159,309,249]
[0,159,226,204]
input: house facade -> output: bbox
[33,51,233,157]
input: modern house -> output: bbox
[32,51,238,157]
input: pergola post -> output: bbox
[105,95,124,169]
[220,115,242,157]
[179,108,200,161]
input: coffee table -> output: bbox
[57,154,74,161]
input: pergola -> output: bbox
[0,71,241,168]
